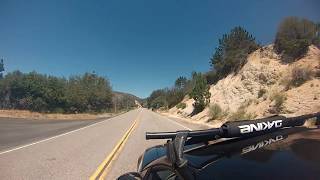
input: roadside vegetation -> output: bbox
[0,70,113,113]
[147,26,258,115]
[0,61,139,114]
[227,100,257,121]
[147,72,211,115]
[189,72,211,115]
[287,66,313,88]
[146,16,319,120]
[147,76,189,110]
[0,59,4,79]
[113,91,141,112]
[274,17,320,62]
[269,92,287,113]
[208,103,229,121]
[228,109,256,121]
[176,103,186,109]
[209,26,260,84]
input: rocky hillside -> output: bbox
[167,45,320,126]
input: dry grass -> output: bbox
[208,103,223,121]
[269,92,287,113]
[290,66,313,85]
[258,88,267,98]
[282,65,314,90]
[0,110,113,120]
[228,108,256,121]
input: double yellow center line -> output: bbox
[90,111,141,180]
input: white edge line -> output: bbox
[0,117,113,155]
[165,117,192,131]
[153,111,192,131]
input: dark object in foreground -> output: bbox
[118,112,320,180]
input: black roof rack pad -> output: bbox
[146,112,320,140]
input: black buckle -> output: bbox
[167,131,189,168]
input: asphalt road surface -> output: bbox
[0,109,207,179]
[0,118,101,152]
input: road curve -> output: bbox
[0,109,207,179]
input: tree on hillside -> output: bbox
[205,70,219,85]
[147,89,166,109]
[151,96,167,109]
[166,88,185,109]
[66,73,113,113]
[189,72,211,115]
[175,76,187,89]
[313,23,320,47]
[274,17,320,62]
[147,86,186,110]
[210,26,259,79]
[0,59,4,79]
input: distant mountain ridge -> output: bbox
[112,91,142,110]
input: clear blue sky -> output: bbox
[0,0,319,98]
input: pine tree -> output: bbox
[210,26,259,79]
[189,73,211,115]
[174,76,187,89]
[0,59,4,79]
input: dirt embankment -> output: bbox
[164,45,320,127]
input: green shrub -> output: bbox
[270,92,287,113]
[274,17,320,62]
[209,103,222,120]
[258,88,267,98]
[189,72,211,115]
[176,103,186,109]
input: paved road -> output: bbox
[105,109,208,179]
[0,118,101,152]
[0,109,207,179]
